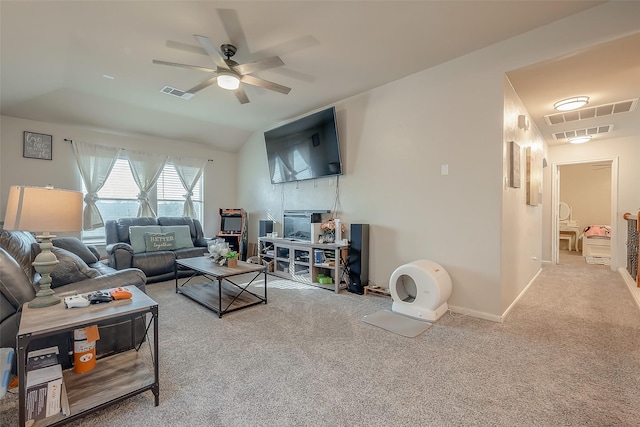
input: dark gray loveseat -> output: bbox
[105,216,209,283]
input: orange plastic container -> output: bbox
[73,328,96,373]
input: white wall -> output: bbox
[501,77,546,313]
[560,163,611,228]
[239,2,640,321]
[0,116,238,238]
[240,59,505,319]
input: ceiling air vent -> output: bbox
[160,86,194,100]
[553,124,614,140]
[545,98,637,125]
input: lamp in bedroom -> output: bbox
[3,185,83,308]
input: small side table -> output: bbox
[16,286,158,426]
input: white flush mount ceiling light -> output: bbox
[554,96,589,111]
[217,71,240,90]
[568,135,592,144]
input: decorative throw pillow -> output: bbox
[160,225,194,249]
[129,226,161,253]
[52,237,99,265]
[144,232,176,252]
[49,247,100,288]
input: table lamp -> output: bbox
[3,185,83,308]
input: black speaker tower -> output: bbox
[348,224,369,295]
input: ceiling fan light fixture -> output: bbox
[568,135,592,144]
[554,96,589,111]
[217,72,240,90]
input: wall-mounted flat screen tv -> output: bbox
[264,106,342,184]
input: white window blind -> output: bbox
[157,162,203,220]
[82,158,203,243]
[97,158,138,199]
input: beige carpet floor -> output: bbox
[2,258,639,426]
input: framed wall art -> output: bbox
[23,131,52,160]
[508,141,520,188]
[526,146,542,206]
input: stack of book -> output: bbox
[25,346,69,424]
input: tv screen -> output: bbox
[264,107,342,184]
[221,216,242,233]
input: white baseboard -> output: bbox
[618,267,640,310]
[448,268,542,324]
[499,267,542,322]
[447,306,502,323]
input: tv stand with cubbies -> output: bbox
[258,237,348,293]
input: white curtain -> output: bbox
[125,150,168,217]
[71,141,122,230]
[170,156,207,218]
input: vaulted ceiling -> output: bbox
[4,1,636,153]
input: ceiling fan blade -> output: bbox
[217,9,248,52]
[186,76,219,94]
[193,34,227,67]
[234,87,250,104]
[241,75,291,95]
[232,56,285,76]
[152,60,216,73]
[165,40,207,56]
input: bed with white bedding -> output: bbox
[582,225,611,265]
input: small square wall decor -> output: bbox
[23,131,52,160]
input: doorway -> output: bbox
[551,158,617,269]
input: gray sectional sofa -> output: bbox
[105,216,209,283]
[0,230,147,372]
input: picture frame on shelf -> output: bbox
[23,131,52,160]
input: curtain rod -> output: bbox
[64,139,213,161]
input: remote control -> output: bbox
[64,294,90,308]
[110,287,133,300]
[87,291,113,304]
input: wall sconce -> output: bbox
[518,115,529,131]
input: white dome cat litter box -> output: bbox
[389,260,452,322]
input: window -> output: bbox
[156,163,203,220]
[81,158,203,242]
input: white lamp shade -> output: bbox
[4,186,83,232]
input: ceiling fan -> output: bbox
[153,34,291,104]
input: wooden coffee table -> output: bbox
[175,256,267,318]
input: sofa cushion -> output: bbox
[129,226,162,253]
[160,225,194,249]
[158,216,195,236]
[90,261,117,276]
[144,232,176,252]
[52,237,99,265]
[113,217,159,244]
[0,247,36,310]
[49,247,100,288]
[132,251,175,277]
[0,230,38,282]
